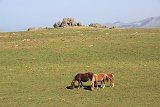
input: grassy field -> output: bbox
[0,27,160,107]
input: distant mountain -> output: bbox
[104,21,125,28]
[104,16,160,28]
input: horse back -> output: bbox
[81,73,91,82]
[75,73,90,82]
[94,73,106,81]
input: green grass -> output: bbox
[0,27,160,107]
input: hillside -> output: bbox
[0,27,160,107]
[105,16,160,28]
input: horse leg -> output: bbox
[96,82,98,89]
[111,80,114,87]
[110,79,114,87]
[112,82,115,87]
[80,81,83,87]
[102,79,105,89]
[101,81,103,88]
[78,81,81,89]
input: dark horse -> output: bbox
[71,72,94,89]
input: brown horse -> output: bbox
[106,73,114,87]
[91,73,115,90]
[91,73,108,90]
[71,72,94,89]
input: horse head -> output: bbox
[71,79,76,89]
[106,73,115,87]
[90,75,96,91]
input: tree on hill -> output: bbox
[53,18,83,28]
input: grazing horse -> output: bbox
[91,73,108,90]
[106,73,115,87]
[90,73,115,90]
[71,72,94,89]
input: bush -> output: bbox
[53,18,83,28]
[89,23,107,28]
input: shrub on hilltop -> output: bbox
[88,23,107,28]
[53,18,83,28]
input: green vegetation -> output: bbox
[0,27,160,107]
[89,23,107,28]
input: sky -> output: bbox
[0,0,160,32]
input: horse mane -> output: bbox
[87,72,94,80]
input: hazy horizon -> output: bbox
[0,0,160,32]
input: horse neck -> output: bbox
[87,72,93,80]
[108,73,114,80]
